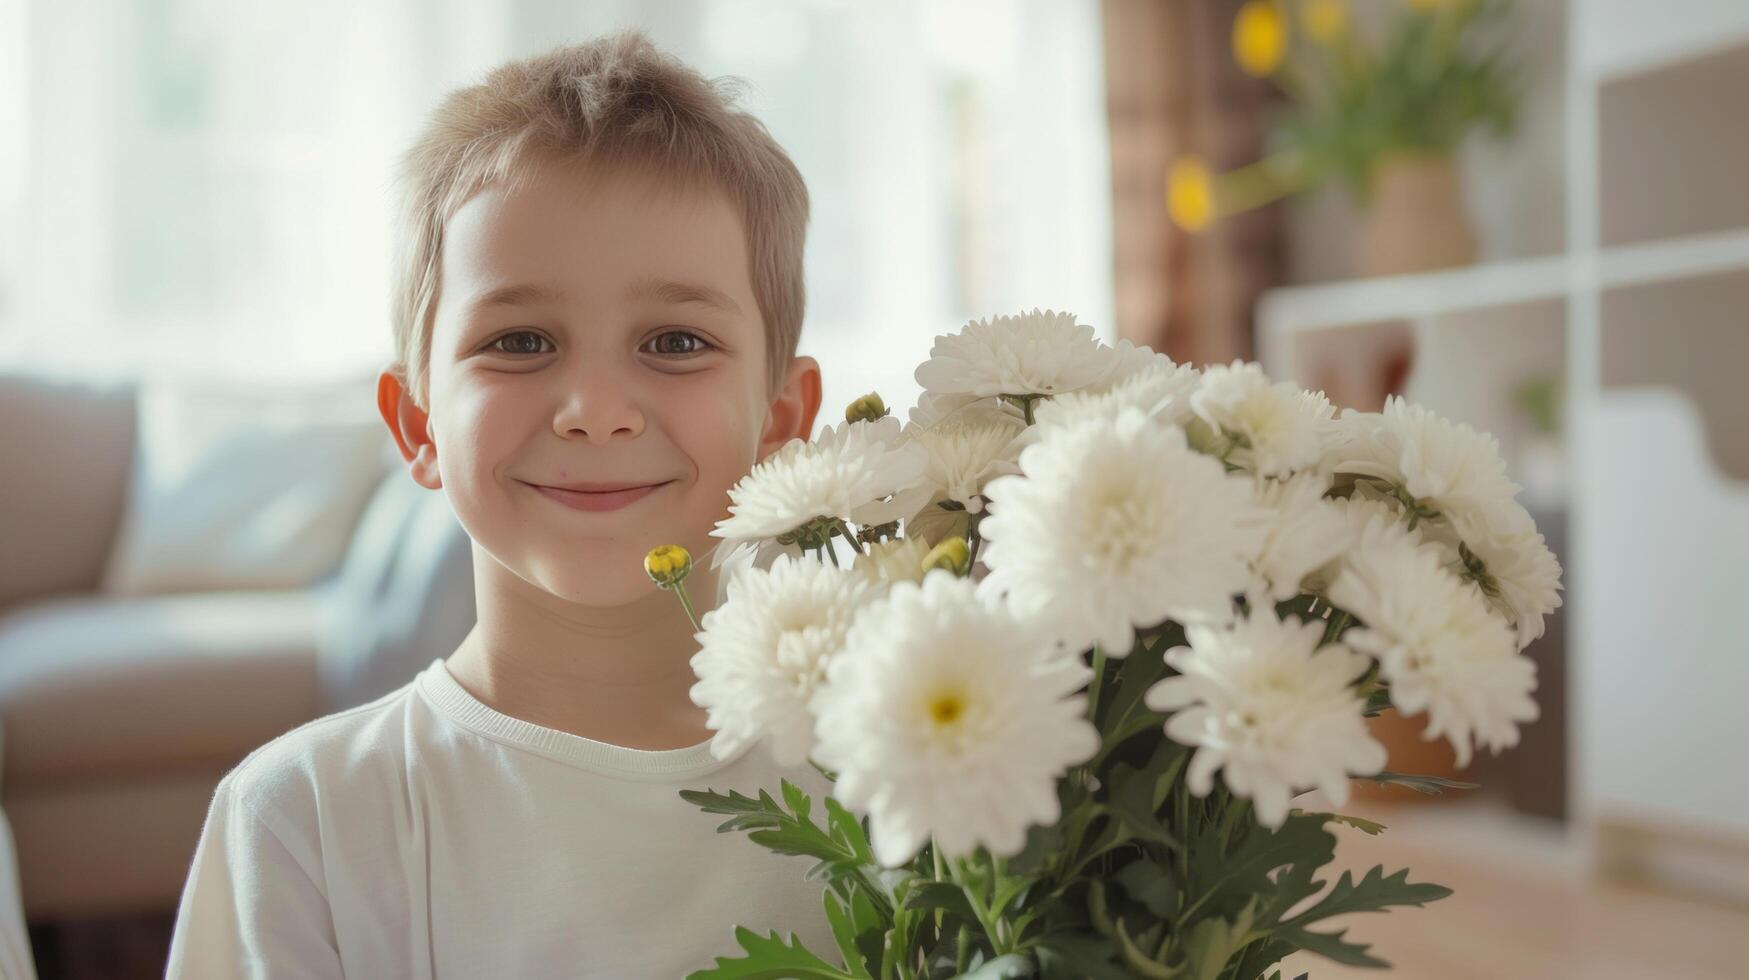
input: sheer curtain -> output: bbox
[0,0,1113,420]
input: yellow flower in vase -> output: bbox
[1167,157,1215,233]
[1232,1,1289,77]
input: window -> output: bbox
[0,0,1113,419]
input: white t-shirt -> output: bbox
[165,657,841,978]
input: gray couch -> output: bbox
[0,369,476,924]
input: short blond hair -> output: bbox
[389,31,810,411]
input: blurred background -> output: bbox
[0,0,1744,977]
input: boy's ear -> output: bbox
[757,355,822,463]
[377,366,443,490]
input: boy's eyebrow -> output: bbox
[467,282,566,317]
[627,276,743,316]
[464,278,744,318]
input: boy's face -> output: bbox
[382,161,819,609]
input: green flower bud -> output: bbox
[845,392,889,423]
[921,536,971,577]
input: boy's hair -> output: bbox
[389,31,809,411]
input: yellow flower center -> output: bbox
[928,692,965,727]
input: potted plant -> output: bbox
[1169,0,1520,276]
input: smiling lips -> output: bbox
[528,480,672,513]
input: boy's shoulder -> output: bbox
[215,666,430,828]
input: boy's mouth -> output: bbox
[534,479,672,493]
[522,479,674,514]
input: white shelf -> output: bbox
[1579,0,1749,82]
[1257,225,1749,343]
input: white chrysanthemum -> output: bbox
[689,555,882,767]
[710,416,933,570]
[1145,605,1386,828]
[1327,510,1538,767]
[1186,361,1341,478]
[901,403,1026,516]
[1329,397,1524,533]
[851,536,931,587]
[811,571,1099,868]
[978,408,1266,656]
[1443,504,1564,650]
[907,390,1027,429]
[1245,471,1351,602]
[1300,491,1418,595]
[1031,354,1202,435]
[913,308,1116,400]
[1097,339,1179,390]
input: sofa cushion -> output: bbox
[0,590,323,786]
[98,372,395,597]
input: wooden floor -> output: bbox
[1276,794,1749,980]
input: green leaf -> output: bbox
[1006,819,1068,877]
[1294,809,1388,835]
[1185,812,1336,925]
[1276,925,1389,969]
[687,926,859,980]
[902,880,979,924]
[824,796,875,866]
[958,953,1037,978]
[1101,629,1176,730]
[1111,917,1174,978]
[1105,738,1186,850]
[682,786,779,818]
[1361,687,1393,717]
[1113,858,1176,919]
[821,891,875,979]
[846,886,886,970]
[683,784,895,922]
[781,778,813,823]
[1177,897,1260,980]
[1032,932,1136,980]
[1285,865,1453,927]
[1363,771,1480,795]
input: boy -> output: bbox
[166,31,837,977]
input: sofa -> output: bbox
[0,368,477,929]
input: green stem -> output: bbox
[1086,645,1108,724]
[671,580,702,633]
[836,519,867,556]
[1321,609,1352,646]
[930,837,947,937]
[1174,780,1190,885]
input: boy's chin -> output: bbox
[520,545,710,609]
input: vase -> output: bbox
[1358,151,1478,277]
[1353,710,1464,803]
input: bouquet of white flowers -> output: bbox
[644,310,1562,979]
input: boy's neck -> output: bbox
[442,550,722,752]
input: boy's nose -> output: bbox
[552,372,646,444]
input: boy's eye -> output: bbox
[483,329,714,358]
[487,331,553,356]
[644,330,715,357]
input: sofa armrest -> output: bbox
[0,372,137,610]
[314,469,476,712]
